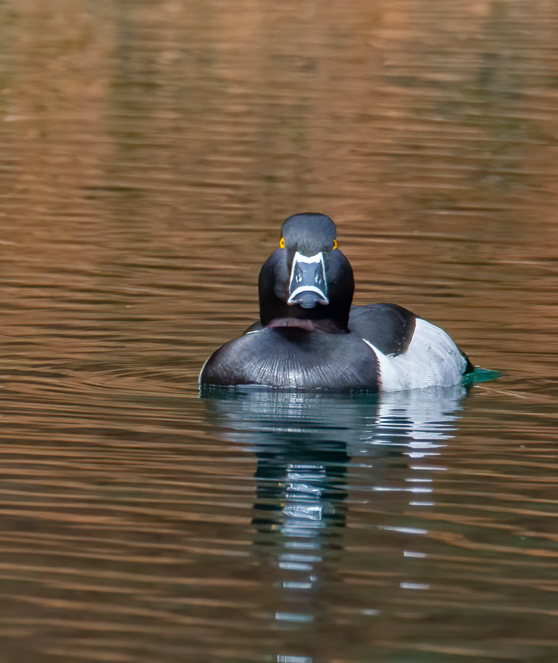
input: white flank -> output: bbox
[362,318,467,392]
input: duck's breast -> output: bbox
[199,327,379,390]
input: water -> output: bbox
[0,0,557,661]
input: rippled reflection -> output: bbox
[203,386,465,659]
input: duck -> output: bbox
[199,212,474,391]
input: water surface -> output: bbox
[0,1,557,661]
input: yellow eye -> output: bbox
[280,237,285,249]
[333,239,338,250]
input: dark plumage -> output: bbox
[200,213,472,391]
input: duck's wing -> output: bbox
[349,303,416,356]
[350,303,473,391]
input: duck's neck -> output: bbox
[266,317,346,333]
[258,252,354,332]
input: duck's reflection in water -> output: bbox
[202,386,466,660]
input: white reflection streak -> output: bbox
[411,465,448,471]
[278,561,313,571]
[282,464,328,536]
[275,612,314,623]
[400,582,430,590]
[373,486,433,493]
[379,526,428,535]
[274,462,327,623]
[371,391,464,600]
[282,581,313,590]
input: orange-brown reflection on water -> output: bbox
[0,0,557,661]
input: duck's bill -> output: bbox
[287,251,329,308]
